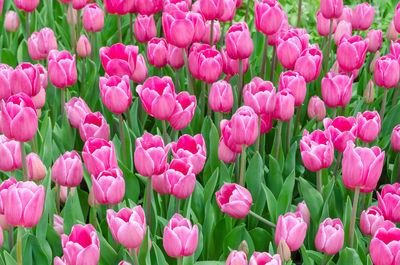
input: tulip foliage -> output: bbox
[2,0,400,265]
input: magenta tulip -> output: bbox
[392,125,400,152]
[79,112,110,142]
[15,0,39,12]
[65,97,92,128]
[360,206,385,236]
[134,15,157,43]
[82,4,104,32]
[209,80,233,113]
[338,5,352,22]
[320,0,343,19]
[4,11,19,32]
[167,44,185,69]
[165,159,196,199]
[162,10,194,48]
[275,212,307,251]
[374,55,400,88]
[378,183,400,222]
[0,64,12,101]
[136,0,163,15]
[315,218,344,255]
[219,0,236,22]
[230,106,259,146]
[104,0,134,15]
[296,201,310,228]
[276,29,310,69]
[51,151,83,187]
[323,116,357,152]
[152,172,169,195]
[226,22,253,59]
[317,10,337,37]
[99,75,132,114]
[131,54,148,83]
[221,119,243,153]
[76,34,91,58]
[164,0,191,12]
[221,48,250,78]
[168,91,196,130]
[294,48,323,83]
[215,183,252,218]
[352,3,374,31]
[26,152,46,181]
[260,113,273,135]
[321,71,353,108]
[333,20,352,45]
[243,77,276,115]
[272,89,295,121]
[218,137,236,163]
[278,71,306,106]
[30,86,45,109]
[92,168,125,205]
[337,35,368,72]
[255,0,283,35]
[199,0,223,20]
[0,177,17,215]
[300,129,334,172]
[187,11,206,43]
[366,29,383,53]
[249,251,281,265]
[36,27,57,56]
[356,111,381,143]
[82,137,118,176]
[195,46,223,83]
[202,20,221,45]
[53,214,64,236]
[370,227,400,265]
[189,43,212,79]
[307,96,326,122]
[0,135,21,172]
[227,251,247,265]
[10,63,41,96]
[147,38,168,68]
[48,50,77,88]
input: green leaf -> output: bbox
[152,243,169,265]
[300,245,314,265]
[267,155,283,197]
[276,170,295,216]
[138,227,150,265]
[262,184,277,223]
[2,48,17,67]
[99,233,118,265]
[203,168,219,205]
[3,251,18,265]
[299,177,323,226]
[337,248,363,265]
[284,142,297,177]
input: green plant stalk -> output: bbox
[238,59,244,105]
[162,120,168,143]
[321,253,328,265]
[207,83,212,116]
[176,198,180,213]
[118,15,122,43]
[244,0,251,22]
[380,87,388,120]
[177,256,183,265]
[131,248,140,265]
[260,34,269,79]
[316,170,322,193]
[349,187,360,248]
[90,31,95,60]
[255,116,262,153]
[293,105,302,136]
[61,87,65,120]
[210,19,214,46]
[118,114,127,165]
[25,12,30,38]
[270,46,277,81]
[324,19,333,74]
[130,13,134,44]
[239,145,246,186]
[81,57,86,98]
[235,154,239,183]
[70,3,76,50]
[296,0,302,27]
[175,69,180,91]
[333,152,342,178]
[201,82,206,115]
[331,107,337,119]
[182,48,194,94]
[220,22,225,46]
[8,225,13,251]
[56,184,60,213]
[145,177,152,229]
[249,210,276,228]
[218,112,223,136]
[274,121,283,159]
[90,206,97,230]
[286,119,291,154]
[392,83,399,108]
[20,142,28,182]
[17,226,22,265]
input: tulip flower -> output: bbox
[221,48,250,78]
[275,212,307,251]
[0,177,18,215]
[92,168,125,205]
[315,218,344,255]
[321,71,353,108]
[165,159,196,199]
[249,251,282,265]
[230,106,259,147]
[4,11,20,32]
[61,224,100,265]
[168,92,196,130]
[99,75,132,114]
[366,29,383,53]
[215,183,252,218]
[107,206,146,249]
[221,119,243,154]
[333,20,352,45]
[276,29,310,69]
[278,71,306,107]
[0,135,22,172]
[51,151,83,187]
[323,116,357,152]
[82,3,104,32]
[337,35,368,72]
[167,44,185,70]
[31,87,45,112]
[320,0,343,19]
[134,15,157,43]
[199,0,223,20]
[296,201,310,228]
[352,3,375,31]
[0,64,12,101]
[392,125,400,152]
[152,172,169,195]
[225,22,253,60]
[163,213,198,257]
[35,27,57,56]
[131,54,148,83]
[76,35,91,58]
[65,97,92,128]
[294,48,323,83]
[187,11,205,43]
[189,43,213,79]
[136,0,163,15]
[218,137,236,163]
[219,0,236,22]
[104,0,134,15]
[307,96,326,122]
[209,80,233,113]
[15,0,39,12]
[356,111,381,143]
[147,38,168,68]
[53,214,64,236]
[370,227,400,265]
[10,63,41,97]
[202,20,221,45]
[317,10,337,37]
[300,129,334,172]
[338,5,352,22]
[164,0,191,12]
[244,77,277,115]
[272,89,295,122]
[378,183,400,222]
[26,152,46,181]
[48,50,77,88]
[82,137,118,176]
[162,10,194,48]
[195,47,223,84]
[79,112,110,142]
[374,55,400,89]
[226,251,247,265]
[255,0,283,35]
[360,206,385,236]
[388,21,399,43]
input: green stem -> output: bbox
[286,119,291,154]
[249,210,276,228]
[270,46,277,81]
[175,69,180,91]
[392,83,399,108]
[118,114,127,165]
[255,116,261,153]
[293,105,302,136]
[201,81,206,115]
[130,13,134,44]
[235,154,239,183]
[81,58,86,98]
[220,22,225,46]
[260,34,269,79]
[162,120,168,143]
[218,112,223,137]
[244,0,251,22]
[207,83,212,116]
[69,3,75,50]
[145,177,152,229]
[380,88,388,120]
[61,87,65,120]
[333,152,342,178]
[25,12,30,38]
[90,206,97,230]
[175,198,180,213]
[17,226,22,265]
[210,20,214,45]
[56,184,60,213]
[239,145,246,186]
[331,107,337,119]
[349,187,360,248]
[182,48,194,94]
[341,106,346,116]
[360,193,366,211]
[321,254,328,265]
[238,59,244,106]
[132,248,140,265]
[324,19,333,74]
[296,0,302,27]
[90,31,95,60]
[8,225,13,251]
[20,142,27,181]
[274,121,283,159]
[118,15,122,43]
[316,170,322,193]
[177,256,183,265]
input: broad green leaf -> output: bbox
[277,170,295,216]
[337,248,363,265]
[203,168,219,205]
[262,184,278,223]
[299,177,323,226]
[267,155,283,197]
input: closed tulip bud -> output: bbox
[170,134,206,173]
[79,112,110,142]
[165,159,196,199]
[48,50,77,88]
[219,0,236,22]
[392,125,400,152]
[369,50,380,73]
[277,240,291,262]
[250,251,281,265]
[323,116,356,152]
[320,0,343,19]
[333,20,352,45]
[363,80,375,104]
[272,89,295,121]
[92,168,125,205]
[321,71,353,108]
[255,0,283,35]
[300,129,334,172]
[31,87,46,110]
[4,11,20,32]
[26,152,46,181]
[199,0,223,20]
[4,181,45,227]
[315,218,344,255]
[51,151,83,187]
[163,214,198,257]
[134,15,157,43]
[189,43,212,79]
[61,224,100,265]
[65,97,91,128]
[0,177,17,215]
[168,91,196,130]
[147,38,168,68]
[226,250,247,265]
[387,21,399,43]
[360,206,385,236]
[162,10,194,48]
[374,55,400,88]
[226,22,253,59]
[167,44,185,69]
[152,172,169,195]
[134,133,169,177]
[100,43,139,80]
[221,119,243,153]
[275,212,307,251]
[216,183,252,218]
[76,34,91,57]
[202,20,221,45]
[307,96,326,122]
[276,30,305,69]
[352,3,374,31]
[356,111,381,143]
[99,75,132,114]
[0,64,12,101]
[338,5,352,23]
[1,93,38,142]
[231,106,259,146]
[221,48,250,78]
[104,0,134,15]
[337,35,368,72]
[294,48,323,83]
[244,77,277,115]
[260,113,273,134]
[82,138,118,176]
[296,201,310,228]
[10,63,41,96]
[218,137,236,163]
[238,240,249,255]
[82,3,104,32]
[209,80,233,113]
[67,5,78,25]
[366,29,383,53]
[107,206,146,249]
[187,11,205,43]
[391,40,400,62]
[131,54,148,83]
[394,3,400,33]
[36,27,57,56]
[278,71,306,106]
[136,0,163,15]
[15,0,39,12]
[317,10,337,37]
[53,214,64,236]
[136,76,176,120]
[370,227,400,265]
[0,136,21,172]
[197,47,223,83]
[378,183,400,222]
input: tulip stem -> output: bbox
[392,83,399,108]
[341,106,346,116]
[316,170,322,193]
[244,0,251,22]
[255,116,261,153]
[286,119,291,154]
[162,120,168,143]
[270,46,277,81]
[349,187,360,248]
[239,145,246,186]
[260,34,269,79]
[81,57,86,98]
[220,23,225,46]
[201,82,206,115]
[296,0,302,27]
[218,112,223,136]
[379,88,388,120]
[175,198,180,213]
[175,69,180,91]
[333,152,342,178]
[118,15,122,43]
[130,13,134,44]
[210,20,214,45]
[293,106,302,136]
[8,226,13,251]
[25,12,30,38]
[90,206,97,230]
[20,142,28,181]
[90,31,95,60]
[182,48,194,95]
[207,83,212,116]
[238,59,244,106]
[324,19,333,74]
[274,121,283,159]
[56,184,60,213]
[69,3,75,50]
[118,114,127,165]
[131,248,140,265]
[61,87,65,120]
[321,254,328,265]
[235,154,239,183]
[331,107,337,119]
[249,210,276,228]
[17,226,22,265]
[177,256,183,265]
[145,176,152,230]
[397,152,400,183]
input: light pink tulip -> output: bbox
[0,64,12,101]
[231,106,259,146]
[316,10,337,37]
[221,119,243,153]
[152,172,169,195]
[225,22,253,59]
[82,137,118,176]
[4,11,20,32]
[76,34,91,58]
[187,11,205,43]
[275,212,307,251]
[221,48,250,78]
[296,201,310,228]
[276,29,309,69]
[131,54,148,83]
[136,0,163,15]
[79,112,110,142]
[337,35,368,72]
[294,47,323,83]
[378,183,400,222]
[352,2,374,31]
[0,135,22,172]
[249,251,281,265]
[26,152,46,181]
[31,87,46,110]
[356,111,381,143]
[53,214,64,236]
[392,125,400,152]
[333,20,352,45]
[51,151,83,187]
[366,29,383,53]
[360,206,385,236]
[272,89,295,121]
[216,183,252,218]
[147,38,168,68]
[65,97,92,128]
[338,5,352,23]
[323,116,357,152]
[48,50,77,88]
[202,20,221,45]
[165,159,196,199]
[167,44,185,69]
[255,0,283,35]
[218,137,236,163]
[168,92,196,130]
[37,27,57,56]
[0,177,18,214]
[199,0,223,20]
[244,77,277,115]
[278,71,306,106]
[315,218,344,255]
[227,251,247,265]
[321,71,353,108]
[162,10,194,48]
[82,3,104,32]
[374,55,400,88]
[10,63,41,96]
[300,129,334,172]
[307,96,326,122]
[320,0,343,19]
[209,80,233,113]
[99,75,132,114]
[134,15,157,43]
[370,227,400,265]
[92,168,125,205]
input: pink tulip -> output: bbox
[82,137,118,176]
[136,76,176,120]
[187,11,206,43]
[189,43,213,79]
[134,15,157,43]
[272,89,295,121]
[370,227,400,265]
[99,43,139,80]
[65,97,92,128]
[296,201,310,228]
[307,96,326,122]
[162,10,194,48]
[356,111,381,143]
[118,262,131,265]
[255,0,283,35]
[168,91,196,130]
[276,30,305,69]
[36,63,48,89]
[61,224,100,265]
[360,206,385,236]
[164,0,191,12]
[92,168,125,205]
[249,251,281,265]
[53,214,64,236]
[0,135,21,172]
[99,75,132,114]
[366,29,382,53]
[0,93,38,142]
[338,5,352,23]
[333,20,352,45]
[152,172,169,195]
[231,106,259,146]
[317,11,337,36]
[15,0,39,12]
[218,137,236,163]
[199,0,223,20]
[67,5,78,25]
[226,22,253,59]
[390,40,400,64]
[323,116,357,152]
[352,2,374,31]
[31,87,45,110]
[134,132,169,177]
[294,47,323,83]
[227,251,247,265]
[202,20,221,45]
[196,46,223,83]
[219,0,236,22]
[267,12,289,46]
[26,152,46,181]
[131,54,148,83]
[243,77,276,115]
[394,3,400,34]
[165,159,196,199]
[392,125,400,152]
[221,119,243,153]
[136,0,163,15]
[71,0,88,10]
[300,129,334,172]
[36,27,58,56]
[76,34,91,58]
[337,35,368,72]
[315,218,344,255]
[59,185,75,203]
[320,0,343,19]
[4,181,45,227]
[216,183,252,218]
[51,151,83,187]
[10,63,41,96]
[260,113,273,134]
[163,213,198,257]
[48,50,77,88]
[342,141,385,193]
[0,64,12,101]
[221,48,250,78]
[378,183,400,222]
[147,38,168,68]
[4,11,20,32]
[278,71,306,106]
[167,44,185,69]
[82,3,104,32]
[275,212,307,251]
[104,0,134,15]
[79,112,110,142]
[107,206,146,248]
[374,55,400,88]
[321,71,353,108]
[0,177,17,215]
[209,80,233,113]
